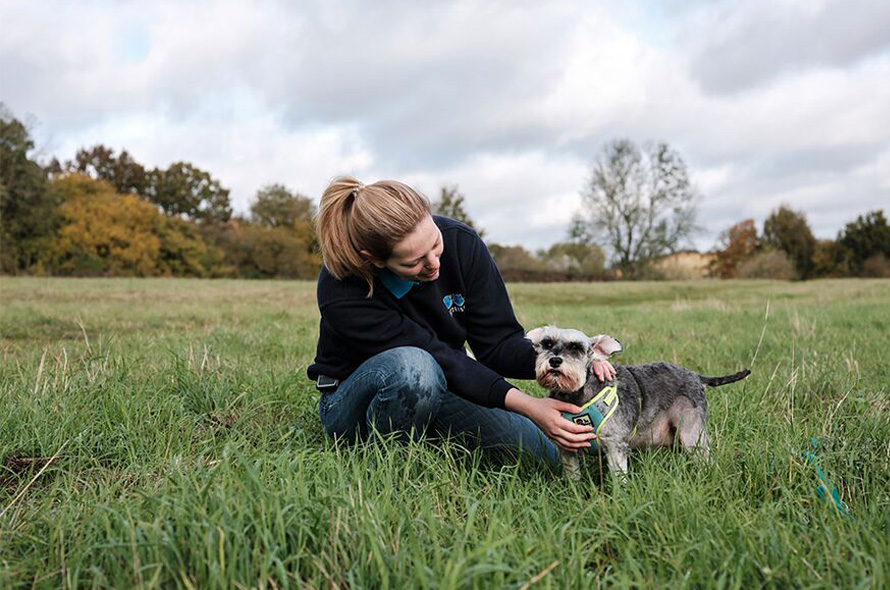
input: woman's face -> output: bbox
[375,215,444,282]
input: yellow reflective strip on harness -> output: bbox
[576,384,620,438]
[574,382,643,442]
[588,383,616,405]
[595,390,620,439]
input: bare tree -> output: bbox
[576,139,698,277]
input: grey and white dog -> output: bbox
[526,325,750,480]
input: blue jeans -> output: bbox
[318,346,559,466]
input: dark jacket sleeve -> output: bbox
[320,291,517,409]
[460,230,537,381]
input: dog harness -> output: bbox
[561,379,639,454]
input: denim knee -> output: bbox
[383,347,446,394]
[366,347,446,432]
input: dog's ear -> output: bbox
[589,334,622,359]
[525,327,545,345]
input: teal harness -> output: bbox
[561,379,631,454]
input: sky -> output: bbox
[2,0,889,252]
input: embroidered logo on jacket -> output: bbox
[443,293,465,315]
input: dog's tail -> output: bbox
[699,369,751,388]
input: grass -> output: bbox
[1,277,888,588]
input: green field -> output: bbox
[1,277,888,588]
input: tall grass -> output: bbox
[1,278,888,588]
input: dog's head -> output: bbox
[526,326,623,394]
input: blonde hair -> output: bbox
[316,176,431,296]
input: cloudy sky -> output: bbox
[2,0,889,252]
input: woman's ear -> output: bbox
[359,249,386,269]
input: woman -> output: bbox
[308,176,615,465]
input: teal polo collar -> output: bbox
[378,269,419,299]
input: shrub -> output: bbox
[736,250,795,280]
[861,253,890,278]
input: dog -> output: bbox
[526,326,750,480]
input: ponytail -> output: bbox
[316,176,430,296]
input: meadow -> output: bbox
[1,277,888,589]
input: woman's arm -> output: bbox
[504,388,596,451]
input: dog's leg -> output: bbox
[604,441,630,477]
[677,408,710,461]
[697,428,711,462]
[561,450,582,481]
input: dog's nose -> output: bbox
[549,357,563,368]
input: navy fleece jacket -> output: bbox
[307,216,536,408]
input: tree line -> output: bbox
[2,105,887,281]
[1,104,610,281]
[2,106,319,278]
[484,139,889,281]
[708,207,890,280]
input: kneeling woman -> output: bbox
[308,176,613,464]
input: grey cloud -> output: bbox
[692,151,890,253]
[268,1,580,169]
[4,0,889,254]
[689,0,890,94]
[747,143,884,181]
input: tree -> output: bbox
[155,215,213,277]
[45,174,214,277]
[0,104,59,273]
[711,219,758,278]
[63,145,148,195]
[488,244,540,271]
[537,242,606,276]
[146,162,232,223]
[576,139,698,278]
[763,205,816,279]
[211,221,321,279]
[812,239,848,278]
[249,184,314,229]
[837,210,890,275]
[46,175,164,276]
[432,185,485,238]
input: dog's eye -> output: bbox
[541,339,553,350]
[567,343,585,354]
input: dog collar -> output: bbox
[561,380,620,454]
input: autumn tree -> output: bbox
[711,219,758,278]
[0,105,59,273]
[45,175,212,276]
[155,215,214,277]
[46,175,163,276]
[432,185,486,238]
[763,205,816,279]
[576,139,698,278]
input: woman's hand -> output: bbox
[592,359,617,382]
[504,388,595,452]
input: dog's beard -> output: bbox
[535,357,585,393]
